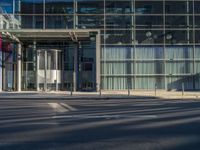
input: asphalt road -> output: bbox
[0,97,200,150]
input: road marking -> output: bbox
[52,115,157,119]
[60,103,77,111]
[23,122,59,125]
[48,103,69,112]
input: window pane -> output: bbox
[0,0,13,13]
[136,61,164,74]
[194,1,200,14]
[106,15,131,29]
[165,16,193,28]
[135,77,165,89]
[21,15,43,29]
[165,46,193,59]
[45,15,73,29]
[106,1,132,14]
[165,1,193,14]
[21,0,44,14]
[136,30,164,44]
[195,30,200,44]
[135,1,163,14]
[165,30,193,44]
[166,62,193,74]
[136,46,164,59]
[105,30,132,44]
[45,0,73,14]
[77,15,104,29]
[77,0,104,14]
[195,16,200,28]
[136,15,163,29]
[39,51,45,70]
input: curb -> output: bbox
[0,95,158,100]
[0,95,199,100]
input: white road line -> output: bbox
[23,122,59,125]
[48,103,69,112]
[60,103,77,111]
[52,115,157,119]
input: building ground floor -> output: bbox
[1,29,200,92]
[0,29,100,92]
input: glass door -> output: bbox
[3,63,17,91]
[2,46,17,91]
[37,49,61,91]
[78,41,96,91]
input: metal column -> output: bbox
[0,51,2,92]
[44,50,47,91]
[35,41,40,91]
[96,32,101,91]
[73,43,78,91]
[17,43,22,91]
[55,51,58,91]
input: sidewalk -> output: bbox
[0,90,200,100]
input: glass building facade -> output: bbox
[1,0,200,91]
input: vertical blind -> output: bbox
[101,45,196,90]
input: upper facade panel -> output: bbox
[1,0,200,31]
[1,0,199,15]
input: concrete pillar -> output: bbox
[96,32,101,92]
[33,41,39,91]
[44,50,47,91]
[55,50,58,91]
[17,43,22,91]
[0,30,2,92]
[0,46,2,92]
[73,43,78,91]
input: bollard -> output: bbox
[70,83,73,96]
[128,84,130,96]
[182,83,184,96]
[155,83,157,96]
[99,83,102,96]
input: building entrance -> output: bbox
[1,29,101,92]
[3,63,17,91]
[37,49,62,91]
[2,44,17,91]
[76,42,96,91]
[61,41,97,91]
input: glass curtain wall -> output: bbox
[22,43,37,91]
[2,0,200,90]
[102,0,196,90]
[2,43,17,91]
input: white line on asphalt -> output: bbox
[52,115,157,119]
[48,103,69,112]
[23,122,59,125]
[60,103,77,111]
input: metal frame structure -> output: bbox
[0,29,101,91]
[1,0,200,91]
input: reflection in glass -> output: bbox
[135,1,163,14]
[45,15,73,29]
[45,0,73,14]
[136,30,164,44]
[0,0,13,13]
[136,15,163,29]
[105,30,132,44]
[21,15,43,29]
[21,0,44,14]
[77,15,104,29]
[165,30,193,44]
[106,1,132,14]
[165,1,193,14]
[165,16,193,28]
[77,0,104,14]
[106,15,131,29]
